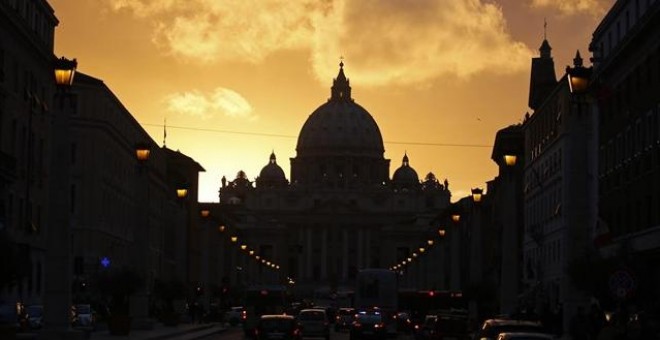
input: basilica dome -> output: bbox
[296,62,384,157]
[392,154,419,186]
[257,152,287,188]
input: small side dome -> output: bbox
[392,153,419,187]
[257,152,287,188]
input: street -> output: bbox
[198,325,415,339]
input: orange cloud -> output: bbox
[106,0,532,84]
[529,0,608,16]
[165,87,255,121]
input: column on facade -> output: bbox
[357,229,363,269]
[321,228,328,279]
[365,229,371,268]
[306,227,313,280]
[342,229,349,281]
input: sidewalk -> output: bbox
[89,322,228,340]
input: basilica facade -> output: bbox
[215,63,451,293]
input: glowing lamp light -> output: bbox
[438,229,446,237]
[407,257,412,262]
[419,247,426,253]
[249,250,255,256]
[54,56,77,86]
[568,72,589,94]
[471,188,483,203]
[402,260,407,265]
[230,236,238,243]
[412,253,418,258]
[240,244,247,250]
[276,265,280,269]
[176,188,188,199]
[427,239,434,246]
[255,256,260,260]
[218,225,226,232]
[135,145,151,162]
[451,214,461,223]
[200,209,210,218]
[504,155,517,167]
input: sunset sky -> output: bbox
[49,0,614,202]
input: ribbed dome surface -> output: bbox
[297,101,384,156]
[296,62,384,157]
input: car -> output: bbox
[72,304,96,329]
[496,332,554,340]
[297,308,330,340]
[224,306,244,326]
[23,305,44,330]
[426,312,469,340]
[349,310,387,340]
[255,314,302,340]
[414,315,438,340]
[395,311,413,333]
[335,307,356,331]
[474,319,547,340]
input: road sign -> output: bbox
[608,269,635,299]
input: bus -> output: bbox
[242,285,291,337]
[354,268,398,336]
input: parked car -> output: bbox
[395,311,413,333]
[297,308,330,340]
[224,306,244,326]
[414,315,438,340]
[255,314,302,340]
[23,305,44,330]
[496,332,554,340]
[426,312,469,340]
[474,319,547,340]
[349,310,387,340]
[335,307,356,332]
[72,304,96,329]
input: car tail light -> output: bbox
[374,323,384,328]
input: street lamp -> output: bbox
[419,247,426,253]
[471,188,483,203]
[42,56,78,337]
[200,209,210,218]
[451,214,461,223]
[438,229,446,237]
[176,188,188,199]
[230,236,238,243]
[504,155,517,167]
[240,244,247,251]
[427,239,434,246]
[218,225,226,232]
[54,56,77,86]
[249,250,255,256]
[567,51,590,94]
[135,143,151,163]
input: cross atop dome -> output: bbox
[331,58,352,101]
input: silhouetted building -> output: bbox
[0,0,59,306]
[521,37,597,331]
[214,63,452,294]
[591,0,660,311]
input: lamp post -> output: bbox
[42,56,82,339]
[469,189,484,323]
[131,142,155,330]
[449,204,462,291]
